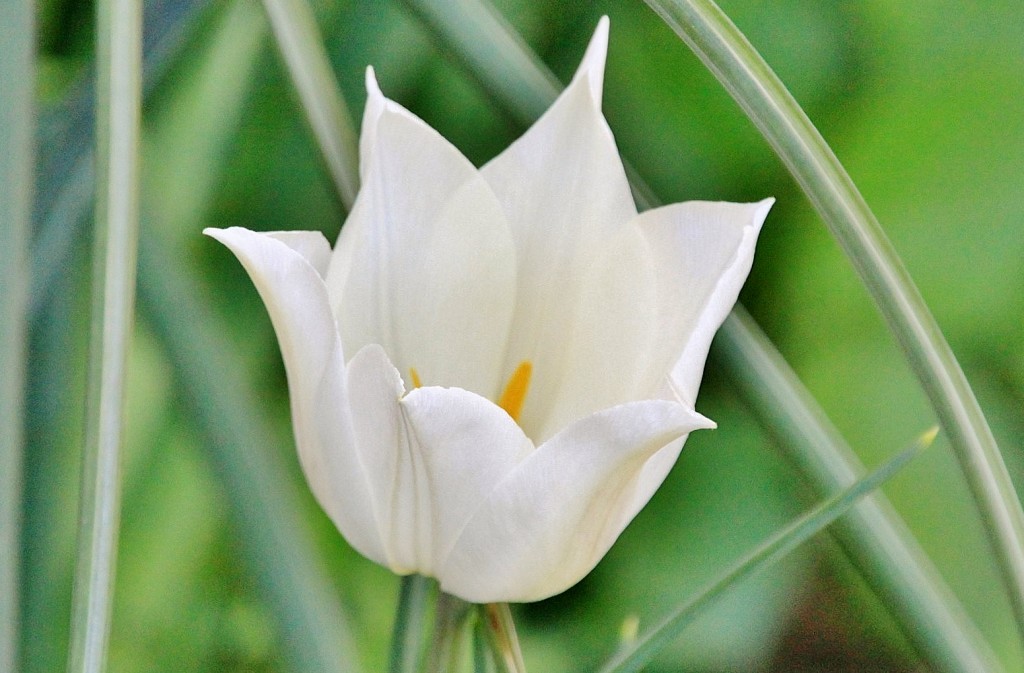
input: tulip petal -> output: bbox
[480,18,641,437]
[326,69,517,400]
[531,224,659,442]
[636,199,773,405]
[439,400,713,603]
[203,227,385,563]
[345,344,533,575]
[402,383,534,570]
[265,230,332,277]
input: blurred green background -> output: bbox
[24,0,1024,671]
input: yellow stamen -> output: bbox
[409,367,423,389]
[498,361,532,423]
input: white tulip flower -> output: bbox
[205,17,772,603]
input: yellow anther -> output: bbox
[498,361,532,423]
[409,367,423,389]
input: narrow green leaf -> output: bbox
[137,231,363,673]
[0,0,35,670]
[138,2,364,668]
[389,575,434,673]
[599,432,932,673]
[31,0,363,670]
[67,0,142,670]
[31,0,213,317]
[259,0,360,208]
[716,307,1004,673]
[400,0,559,122]
[399,1,1003,671]
[644,0,1024,638]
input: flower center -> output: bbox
[407,361,533,423]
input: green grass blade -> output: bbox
[716,307,1004,673]
[398,1,1002,670]
[259,0,359,208]
[400,0,559,122]
[66,0,142,670]
[31,0,213,317]
[599,431,932,673]
[0,0,35,670]
[137,233,363,673]
[644,0,1024,638]
[389,575,433,673]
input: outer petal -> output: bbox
[345,344,533,575]
[265,230,332,277]
[439,400,714,603]
[480,18,642,434]
[203,227,385,563]
[326,69,517,399]
[637,199,774,406]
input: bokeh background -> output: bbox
[24,0,1024,671]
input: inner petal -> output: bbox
[326,79,517,401]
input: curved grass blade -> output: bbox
[598,431,933,673]
[0,0,35,669]
[66,0,142,670]
[644,0,1024,639]
[397,1,1003,670]
[259,0,359,208]
[717,306,1003,673]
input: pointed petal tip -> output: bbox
[751,196,776,231]
[694,411,717,431]
[364,65,382,99]
[573,16,611,105]
[203,225,244,244]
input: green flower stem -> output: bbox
[645,0,1024,641]
[716,307,1003,673]
[425,592,471,673]
[399,0,1002,670]
[259,0,359,209]
[0,0,34,669]
[389,575,434,673]
[66,0,142,670]
[600,430,933,673]
[481,604,527,673]
[473,616,496,673]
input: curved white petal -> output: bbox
[402,382,534,571]
[480,18,640,434]
[531,224,659,442]
[636,198,773,405]
[345,344,533,575]
[203,227,384,562]
[265,230,332,277]
[439,400,713,603]
[326,69,517,399]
